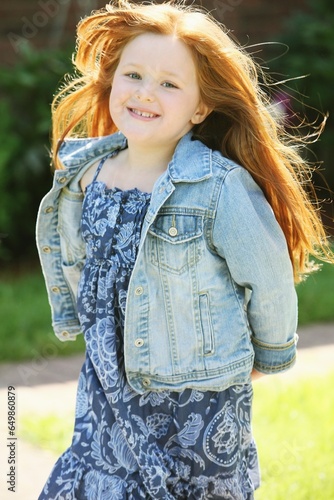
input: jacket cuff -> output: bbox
[53,321,82,342]
[252,333,298,374]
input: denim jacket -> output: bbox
[36,131,298,394]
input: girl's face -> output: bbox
[109,33,209,152]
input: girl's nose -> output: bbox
[135,92,154,103]
[135,82,155,102]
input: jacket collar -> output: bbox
[58,132,127,169]
[168,132,212,182]
[58,130,212,183]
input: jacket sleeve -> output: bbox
[36,169,86,342]
[212,166,298,374]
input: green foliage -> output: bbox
[296,258,334,325]
[267,0,334,189]
[279,0,334,106]
[0,42,73,263]
[0,267,85,363]
[254,372,334,499]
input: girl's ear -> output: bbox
[191,102,212,125]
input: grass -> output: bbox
[0,263,85,362]
[296,259,334,325]
[253,372,334,499]
[19,413,75,455]
[0,257,333,362]
[18,371,334,498]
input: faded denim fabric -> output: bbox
[36,131,298,394]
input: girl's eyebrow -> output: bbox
[121,62,183,80]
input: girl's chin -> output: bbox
[118,128,159,143]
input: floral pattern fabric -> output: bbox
[39,156,260,499]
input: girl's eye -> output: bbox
[126,72,141,80]
[162,81,177,89]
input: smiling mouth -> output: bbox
[129,108,159,118]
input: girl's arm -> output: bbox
[213,165,298,376]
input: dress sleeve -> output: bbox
[212,166,298,374]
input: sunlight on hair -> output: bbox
[50,0,334,281]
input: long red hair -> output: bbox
[51,0,334,282]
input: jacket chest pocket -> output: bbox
[148,213,204,275]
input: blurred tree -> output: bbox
[267,0,334,195]
[0,43,73,263]
[0,1,105,264]
[1,0,333,264]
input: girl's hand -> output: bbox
[251,368,266,381]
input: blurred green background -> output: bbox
[0,1,333,498]
[0,0,333,362]
[0,0,334,348]
[0,0,333,268]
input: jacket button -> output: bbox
[168,227,178,237]
[135,286,144,296]
[51,286,60,293]
[134,338,144,347]
[61,331,70,338]
[45,206,54,213]
[42,246,51,253]
[58,176,67,184]
[142,378,151,388]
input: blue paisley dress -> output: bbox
[39,154,260,500]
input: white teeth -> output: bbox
[131,108,156,118]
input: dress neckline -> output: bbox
[86,179,151,198]
[85,150,152,197]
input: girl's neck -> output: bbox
[106,141,174,193]
[124,140,175,174]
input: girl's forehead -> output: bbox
[120,33,190,60]
[118,33,197,75]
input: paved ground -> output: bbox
[0,322,333,500]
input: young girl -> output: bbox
[36,1,333,498]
